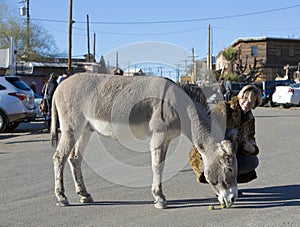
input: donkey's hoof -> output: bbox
[56,199,69,207]
[154,199,167,209]
[80,195,94,204]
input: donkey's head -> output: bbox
[201,130,238,207]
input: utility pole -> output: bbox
[116,52,119,69]
[128,62,130,76]
[157,66,163,77]
[187,48,198,83]
[207,24,211,70]
[26,0,30,54]
[68,0,73,72]
[19,0,30,56]
[86,15,90,62]
[192,47,195,82]
[93,33,96,62]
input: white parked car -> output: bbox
[0,75,37,132]
[272,83,300,108]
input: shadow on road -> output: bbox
[236,184,300,209]
[68,197,217,209]
[0,122,49,141]
[66,184,300,210]
[3,139,50,144]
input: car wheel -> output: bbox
[269,99,276,107]
[0,111,8,132]
[5,122,20,131]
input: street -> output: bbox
[0,107,299,227]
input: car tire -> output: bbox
[269,99,275,107]
[282,104,291,109]
[5,122,20,131]
[0,111,8,133]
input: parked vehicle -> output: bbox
[0,75,37,132]
[257,80,294,106]
[272,83,300,108]
[34,93,44,119]
[231,82,247,97]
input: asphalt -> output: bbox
[0,107,299,227]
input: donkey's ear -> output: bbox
[225,129,238,154]
[218,141,234,167]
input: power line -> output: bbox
[31,5,300,25]
[74,26,207,36]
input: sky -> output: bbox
[5,0,300,80]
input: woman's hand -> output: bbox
[242,141,259,155]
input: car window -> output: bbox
[5,77,31,91]
[0,84,6,90]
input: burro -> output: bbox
[50,73,238,209]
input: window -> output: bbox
[251,46,258,56]
[5,77,30,91]
[289,47,294,56]
[0,84,6,90]
[275,46,281,56]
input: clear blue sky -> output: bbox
[6,0,300,78]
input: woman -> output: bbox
[189,85,262,187]
[42,73,58,129]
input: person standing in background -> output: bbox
[42,73,58,129]
[224,77,232,101]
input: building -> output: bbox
[216,37,300,81]
[0,48,9,75]
[123,67,145,77]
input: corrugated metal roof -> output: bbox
[29,62,68,67]
[231,37,300,46]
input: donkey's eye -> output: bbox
[210,181,218,186]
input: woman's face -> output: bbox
[239,92,256,113]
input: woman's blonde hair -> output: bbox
[237,85,262,108]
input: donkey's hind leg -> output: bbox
[53,132,76,207]
[150,132,170,209]
[68,126,93,204]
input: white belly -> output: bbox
[88,118,151,140]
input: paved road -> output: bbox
[0,107,299,227]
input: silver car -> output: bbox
[0,76,37,132]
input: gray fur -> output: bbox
[51,73,238,209]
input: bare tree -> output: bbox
[0,0,60,61]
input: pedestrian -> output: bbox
[218,78,226,101]
[30,81,37,94]
[57,73,69,84]
[224,77,232,101]
[42,73,58,129]
[189,85,262,196]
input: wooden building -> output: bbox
[216,37,300,81]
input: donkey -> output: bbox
[51,73,238,209]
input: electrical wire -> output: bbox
[30,5,300,25]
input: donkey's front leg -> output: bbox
[150,133,169,209]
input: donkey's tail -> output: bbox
[50,96,59,147]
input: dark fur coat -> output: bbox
[189,97,259,184]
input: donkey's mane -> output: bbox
[179,83,210,114]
